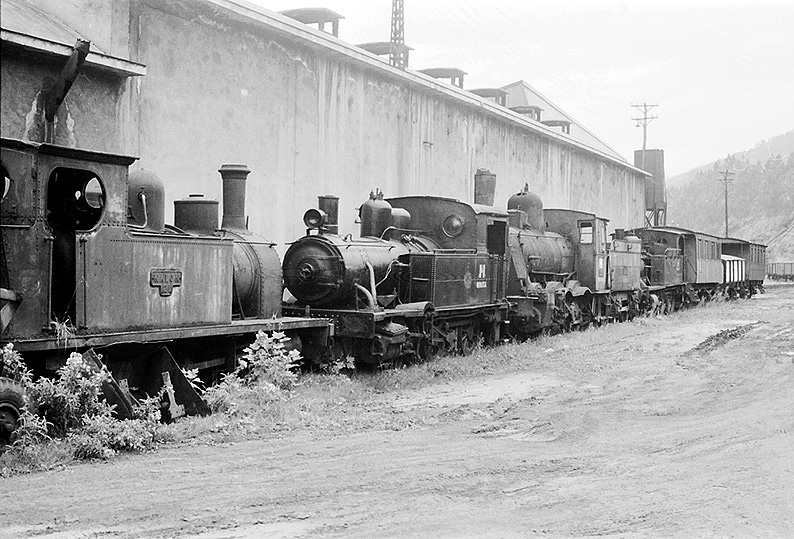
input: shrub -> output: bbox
[24,352,114,438]
[0,343,31,384]
[202,331,301,416]
[235,331,302,389]
[3,350,164,464]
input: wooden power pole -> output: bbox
[717,169,735,237]
[631,102,658,170]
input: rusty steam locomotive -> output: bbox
[281,169,766,367]
[282,171,649,367]
[0,137,330,432]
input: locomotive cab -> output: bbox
[1,138,138,341]
[544,209,610,292]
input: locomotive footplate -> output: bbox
[283,306,429,338]
[10,316,333,353]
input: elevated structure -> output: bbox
[278,8,344,37]
[542,120,571,135]
[389,0,406,69]
[635,149,667,226]
[418,67,466,88]
[469,88,508,107]
[510,105,543,122]
[357,41,412,66]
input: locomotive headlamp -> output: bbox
[303,208,328,230]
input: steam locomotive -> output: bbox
[0,137,329,428]
[0,137,767,438]
[282,172,647,367]
[282,172,766,367]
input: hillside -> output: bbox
[666,134,794,262]
[667,131,794,187]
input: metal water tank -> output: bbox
[174,194,219,235]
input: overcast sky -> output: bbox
[256,0,794,177]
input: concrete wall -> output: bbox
[3,0,645,252]
[0,51,126,152]
[124,1,644,250]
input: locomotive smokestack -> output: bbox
[219,164,251,231]
[474,168,496,206]
[318,195,339,234]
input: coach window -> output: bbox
[579,222,593,244]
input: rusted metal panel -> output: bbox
[408,252,501,308]
[76,227,233,330]
[609,237,643,292]
[283,306,382,338]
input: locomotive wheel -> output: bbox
[417,338,438,362]
[0,377,26,444]
[457,325,480,355]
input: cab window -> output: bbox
[579,222,593,244]
[47,167,105,231]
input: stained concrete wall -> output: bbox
[2,0,645,251]
[125,1,644,249]
[0,50,126,152]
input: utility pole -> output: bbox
[389,0,406,69]
[717,169,735,237]
[631,103,658,170]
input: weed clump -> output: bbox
[1,350,164,473]
[203,331,302,416]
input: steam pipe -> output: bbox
[354,284,376,310]
[366,262,377,304]
[128,192,149,230]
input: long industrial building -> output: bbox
[1,0,649,246]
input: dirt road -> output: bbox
[2,286,793,538]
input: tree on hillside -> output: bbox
[667,153,794,259]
